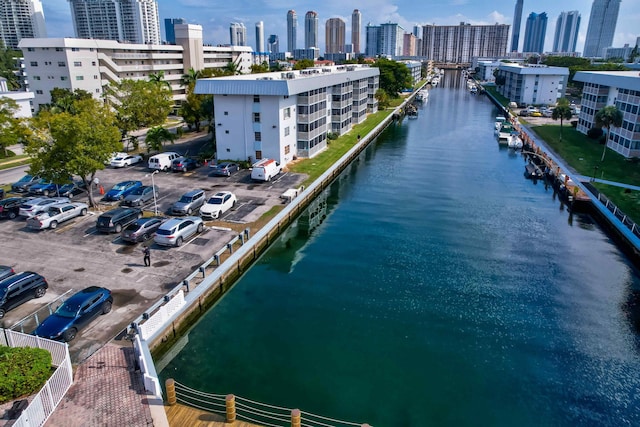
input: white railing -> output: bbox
[138,290,185,340]
[1,329,73,427]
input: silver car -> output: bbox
[154,216,204,247]
[18,197,70,219]
[171,189,205,216]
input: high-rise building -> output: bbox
[230,22,246,46]
[403,33,417,56]
[552,11,580,53]
[305,11,318,49]
[325,18,345,54]
[267,34,279,53]
[583,0,621,57]
[287,10,297,52]
[421,23,509,63]
[511,0,523,52]
[522,12,547,53]
[69,0,160,45]
[0,0,47,49]
[380,23,404,57]
[413,25,422,39]
[351,9,361,54]
[255,21,264,52]
[164,18,185,44]
[365,23,382,57]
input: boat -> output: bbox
[524,163,544,179]
[469,85,478,94]
[415,91,427,103]
[407,106,418,119]
[494,116,507,131]
[507,132,523,149]
[498,122,514,140]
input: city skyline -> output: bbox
[39,0,639,54]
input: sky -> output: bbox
[42,0,639,54]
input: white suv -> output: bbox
[200,191,237,220]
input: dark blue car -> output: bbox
[33,286,113,342]
[102,180,142,202]
[11,175,42,193]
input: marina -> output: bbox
[158,72,640,427]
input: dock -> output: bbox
[165,403,260,427]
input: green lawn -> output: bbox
[483,86,510,107]
[592,183,640,220]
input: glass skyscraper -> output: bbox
[552,11,580,53]
[583,0,621,57]
[510,0,523,52]
[522,12,547,53]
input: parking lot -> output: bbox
[0,160,306,362]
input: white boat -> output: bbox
[470,85,478,94]
[498,122,514,141]
[494,116,506,131]
[507,132,523,149]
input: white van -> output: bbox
[251,158,282,181]
[148,152,180,171]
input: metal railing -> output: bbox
[1,329,73,427]
[9,289,75,334]
[593,189,640,239]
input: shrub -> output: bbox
[587,127,604,139]
[571,120,578,128]
[0,346,52,404]
[327,132,339,141]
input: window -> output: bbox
[225,130,229,134]
[58,61,65,67]
[283,107,291,119]
[30,61,38,67]
[255,150,262,159]
[91,61,96,66]
[253,95,260,103]
[61,76,67,81]
[72,47,79,52]
[74,61,82,67]
[284,145,290,155]
[253,113,260,123]
[33,76,40,80]
[224,111,229,115]
[94,75,98,79]
[36,90,43,94]
[284,127,290,136]
[27,47,34,52]
[255,132,262,141]
[76,76,84,81]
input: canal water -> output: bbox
[159,72,640,426]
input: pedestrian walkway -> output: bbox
[45,343,159,427]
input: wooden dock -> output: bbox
[165,403,261,427]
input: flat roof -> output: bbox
[194,65,379,96]
[498,64,569,76]
[573,71,640,91]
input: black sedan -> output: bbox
[171,157,200,172]
[0,197,31,219]
[121,217,165,243]
[209,162,240,177]
[33,286,112,342]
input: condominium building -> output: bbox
[573,71,640,158]
[351,9,361,54]
[164,18,185,44]
[305,11,318,49]
[380,23,404,58]
[194,65,380,165]
[0,77,34,117]
[325,18,345,54]
[494,63,569,106]
[230,22,246,46]
[583,0,621,58]
[365,24,381,57]
[18,24,252,112]
[0,0,47,49]
[511,0,523,52]
[267,34,279,53]
[522,12,547,54]
[255,21,265,53]
[287,10,297,52]
[422,23,509,64]
[69,0,160,45]
[403,33,418,57]
[552,11,580,53]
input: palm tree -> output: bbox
[145,126,176,153]
[148,71,171,90]
[595,105,624,162]
[551,98,573,141]
[180,68,202,89]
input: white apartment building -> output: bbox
[0,0,47,49]
[0,77,34,117]
[18,24,252,112]
[398,60,422,84]
[194,65,379,166]
[495,63,569,106]
[574,71,640,158]
[69,0,161,45]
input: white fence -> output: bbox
[1,329,73,427]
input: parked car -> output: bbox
[0,272,48,319]
[106,152,127,165]
[171,189,206,216]
[171,157,200,172]
[57,182,86,199]
[518,109,529,117]
[110,154,143,168]
[19,197,70,219]
[209,162,240,177]
[121,185,158,207]
[530,111,543,117]
[0,265,15,282]
[0,197,31,219]
[0,188,4,200]
[154,216,204,247]
[26,202,88,230]
[200,191,237,220]
[251,158,282,181]
[33,286,112,342]
[148,152,181,171]
[541,108,554,118]
[121,217,166,243]
[95,207,142,233]
[102,180,143,202]
[11,175,42,193]
[28,180,72,197]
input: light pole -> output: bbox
[145,170,159,215]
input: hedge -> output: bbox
[0,346,52,404]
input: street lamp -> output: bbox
[145,170,159,215]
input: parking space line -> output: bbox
[136,275,148,283]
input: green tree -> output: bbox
[180,87,206,131]
[0,42,21,90]
[293,59,315,70]
[106,79,173,140]
[375,88,389,109]
[551,98,573,141]
[372,58,411,97]
[148,71,171,90]
[145,126,176,153]
[595,105,624,162]
[224,61,241,75]
[180,68,202,88]
[0,98,29,156]
[42,88,92,114]
[250,62,270,74]
[26,98,122,207]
